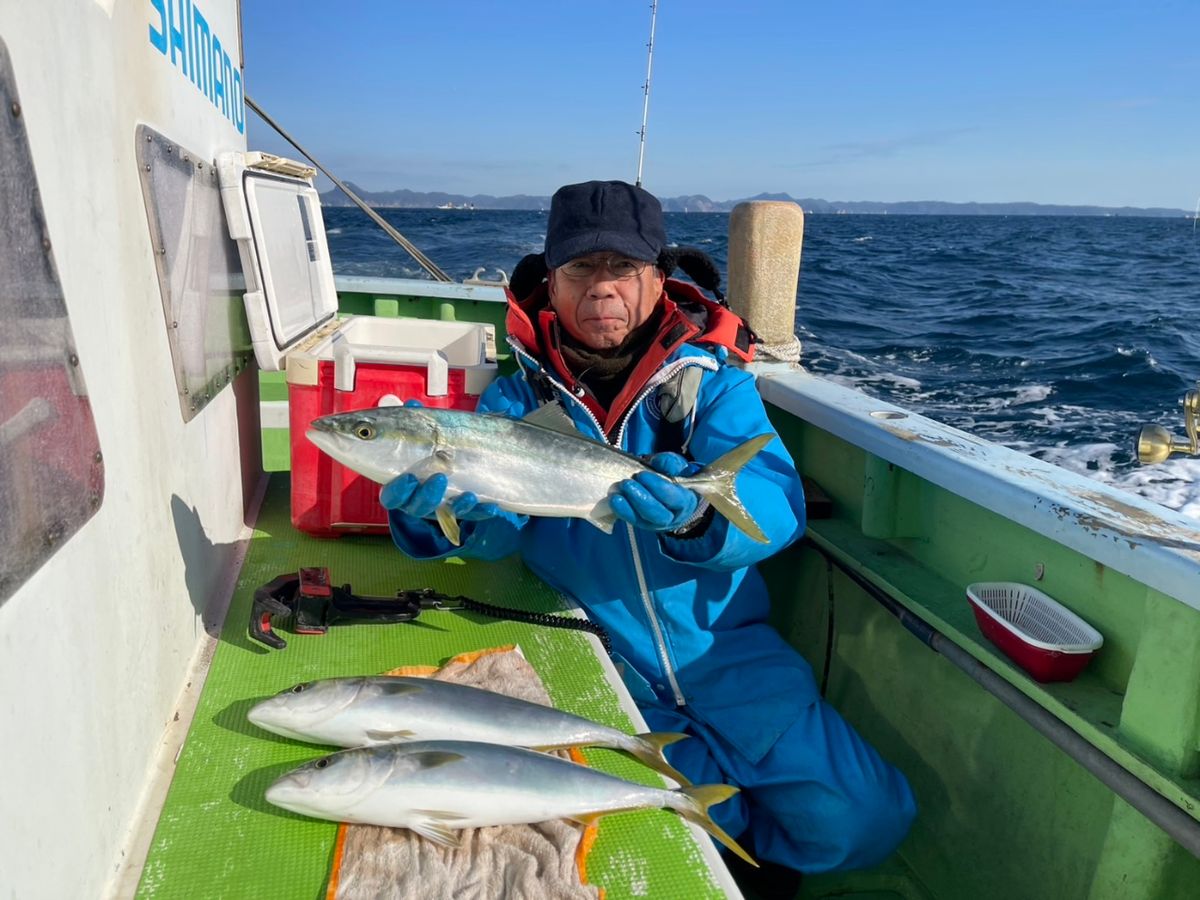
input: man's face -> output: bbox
[547,253,666,350]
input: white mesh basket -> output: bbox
[965,582,1103,653]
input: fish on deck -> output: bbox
[305,405,772,545]
[247,675,692,785]
[265,740,757,866]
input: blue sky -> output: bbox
[241,1,1200,209]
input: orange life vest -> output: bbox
[504,278,755,437]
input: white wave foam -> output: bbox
[858,372,922,390]
[1014,384,1053,404]
[1027,404,1097,427]
[927,386,1057,421]
[1115,345,1160,367]
[1036,443,1200,522]
[1110,457,1200,520]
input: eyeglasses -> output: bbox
[557,255,649,280]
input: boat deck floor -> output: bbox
[133,475,735,899]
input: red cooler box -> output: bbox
[217,150,497,537]
[286,316,495,536]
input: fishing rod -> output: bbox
[635,0,658,188]
[244,95,453,283]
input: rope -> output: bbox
[755,335,803,364]
[244,96,453,283]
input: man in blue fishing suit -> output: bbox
[381,179,916,891]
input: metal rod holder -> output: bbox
[1136,383,1200,463]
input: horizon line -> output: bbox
[316,185,1187,214]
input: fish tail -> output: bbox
[627,732,692,785]
[687,434,774,544]
[674,783,758,867]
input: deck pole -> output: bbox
[726,201,805,363]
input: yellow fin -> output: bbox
[568,811,607,826]
[408,809,468,847]
[675,784,758,867]
[629,732,693,786]
[435,504,461,545]
[686,434,773,544]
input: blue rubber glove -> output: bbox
[644,452,702,478]
[381,475,529,527]
[448,491,529,528]
[610,453,702,532]
[380,472,449,519]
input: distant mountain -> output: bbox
[318,183,1190,217]
[788,198,1191,217]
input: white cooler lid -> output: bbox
[217,151,339,371]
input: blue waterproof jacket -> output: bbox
[389,289,813,764]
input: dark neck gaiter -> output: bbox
[557,306,665,410]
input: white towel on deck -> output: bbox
[327,647,602,900]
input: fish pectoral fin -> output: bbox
[410,750,466,769]
[376,681,425,697]
[363,729,416,744]
[408,810,468,848]
[521,403,580,436]
[435,505,462,546]
[410,449,455,480]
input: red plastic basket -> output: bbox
[966,582,1103,683]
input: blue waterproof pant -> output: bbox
[641,698,917,874]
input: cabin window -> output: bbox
[0,40,105,606]
[136,125,253,421]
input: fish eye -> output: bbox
[315,758,330,769]
[290,683,308,694]
[354,421,377,440]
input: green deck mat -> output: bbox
[136,476,729,899]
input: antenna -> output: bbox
[635,0,658,188]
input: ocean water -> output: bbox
[323,207,1200,520]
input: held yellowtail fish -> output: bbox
[247,676,692,785]
[264,740,757,866]
[305,405,773,545]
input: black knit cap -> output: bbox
[544,180,666,270]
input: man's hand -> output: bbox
[381,476,528,527]
[610,453,702,533]
[380,473,448,519]
[448,491,529,528]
